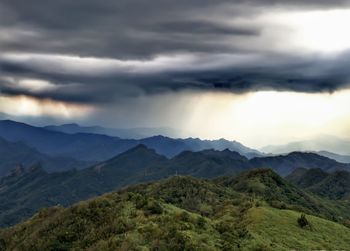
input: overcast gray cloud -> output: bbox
[1,51,350,104]
[1,0,350,106]
[1,0,350,57]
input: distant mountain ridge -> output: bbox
[316,151,350,164]
[0,120,261,162]
[250,151,350,176]
[43,123,181,139]
[0,137,93,177]
[39,123,350,163]
[261,135,350,156]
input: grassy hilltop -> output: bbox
[1,169,350,251]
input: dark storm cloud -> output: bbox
[151,20,259,36]
[1,0,350,58]
[0,0,256,58]
[2,51,350,104]
[1,0,350,105]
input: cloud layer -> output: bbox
[1,0,350,105]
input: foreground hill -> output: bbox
[1,173,350,251]
[217,169,350,221]
[287,168,350,200]
[0,137,92,177]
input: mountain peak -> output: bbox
[115,144,163,159]
[104,144,167,166]
[145,135,172,140]
[60,123,80,127]
[200,148,248,161]
[125,144,154,153]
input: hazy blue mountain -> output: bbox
[138,135,261,158]
[0,119,347,177]
[0,137,92,177]
[250,152,350,176]
[175,137,262,158]
[45,124,262,157]
[44,123,125,136]
[0,120,137,161]
[316,151,350,164]
[44,123,181,139]
[261,135,350,156]
[0,120,262,160]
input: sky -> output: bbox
[1,0,350,148]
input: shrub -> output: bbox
[179,211,190,222]
[297,214,309,228]
[146,199,163,215]
[133,194,147,209]
[0,238,6,250]
[270,200,286,210]
[343,219,350,228]
[199,203,213,217]
[196,216,206,228]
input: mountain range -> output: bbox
[261,135,350,156]
[1,144,349,227]
[0,145,250,227]
[315,151,350,164]
[250,151,350,176]
[44,123,181,139]
[0,120,260,163]
[46,123,350,163]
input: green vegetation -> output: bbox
[288,168,350,200]
[243,207,350,251]
[1,170,350,251]
[218,169,350,223]
[297,214,310,228]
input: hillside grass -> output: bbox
[243,206,350,251]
